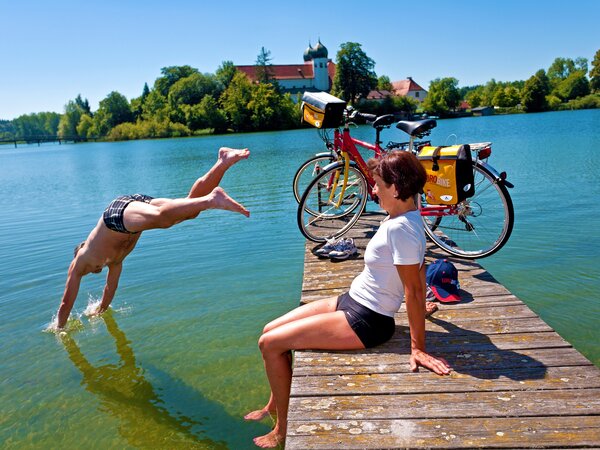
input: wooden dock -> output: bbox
[287,212,600,449]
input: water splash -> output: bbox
[83,295,102,317]
[44,314,85,334]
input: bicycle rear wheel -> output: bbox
[292,153,337,203]
[297,163,368,242]
[421,162,514,259]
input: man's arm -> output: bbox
[97,263,123,314]
[397,263,452,376]
[57,260,84,328]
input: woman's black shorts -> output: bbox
[336,292,395,348]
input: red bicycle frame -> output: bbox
[332,125,462,220]
[333,126,386,199]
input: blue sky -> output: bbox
[1,0,598,120]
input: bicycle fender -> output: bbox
[314,151,333,157]
[477,160,513,188]
[321,160,358,172]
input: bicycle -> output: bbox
[297,106,514,259]
[296,108,424,242]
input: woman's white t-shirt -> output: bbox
[349,210,425,317]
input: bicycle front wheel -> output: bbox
[422,162,514,259]
[297,164,368,242]
[292,153,337,203]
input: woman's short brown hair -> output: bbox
[367,151,426,201]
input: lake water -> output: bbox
[1,108,598,448]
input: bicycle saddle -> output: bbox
[372,114,396,129]
[396,119,437,137]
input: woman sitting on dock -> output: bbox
[245,151,452,448]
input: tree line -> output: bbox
[1,45,599,142]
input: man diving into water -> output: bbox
[55,147,250,329]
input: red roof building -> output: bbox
[235,40,336,95]
[391,77,428,102]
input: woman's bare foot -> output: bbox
[425,301,438,317]
[244,407,275,421]
[253,429,284,448]
[219,147,250,168]
[209,187,250,217]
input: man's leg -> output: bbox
[124,187,249,232]
[187,147,249,198]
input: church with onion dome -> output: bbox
[235,39,336,94]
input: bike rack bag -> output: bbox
[301,92,347,129]
[418,144,475,205]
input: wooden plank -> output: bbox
[292,347,592,377]
[290,366,600,397]
[289,388,600,420]
[286,416,600,449]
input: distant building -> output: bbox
[366,77,428,103]
[391,77,427,102]
[471,106,495,116]
[236,40,336,95]
[366,89,393,100]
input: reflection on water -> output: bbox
[59,312,259,449]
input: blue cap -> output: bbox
[426,259,461,303]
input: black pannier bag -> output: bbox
[301,92,347,129]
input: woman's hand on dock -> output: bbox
[410,349,452,376]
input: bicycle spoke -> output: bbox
[298,164,368,242]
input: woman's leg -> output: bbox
[187,147,249,198]
[245,297,339,421]
[253,309,364,448]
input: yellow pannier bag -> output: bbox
[418,144,475,205]
[301,91,347,129]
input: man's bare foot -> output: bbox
[425,301,438,318]
[209,187,250,217]
[219,147,250,168]
[253,429,284,448]
[244,407,275,421]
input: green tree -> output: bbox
[58,99,85,137]
[154,65,199,97]
[220,71,253,131]
[168,72,220,108]
[196,95,228,132]
[93,91,133,135]
[247,83,278,129]
[13,112,60,138]
[492,86,521,107]
[465,86,484,108]
[377,75,393,91]
[521,69,550,112]
[391,95,419,114]
[142,90,169,122]
[131,83,152,121]
[556,70,590,101]
[422,77,461,115]
[547,57,588,96]
[75,94,91,116]
[141,82,150,101]
[590,49,600,93]
[216,61,237,89]
[548,57,577,81]
[76,114,94,138]
[331,42,377,104]
[255,47,276,86]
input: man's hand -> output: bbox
[410,348,452,376]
